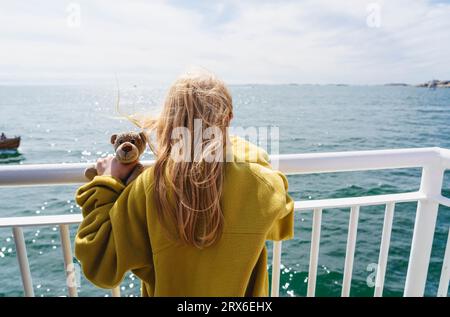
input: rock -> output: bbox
[385,83,410,86]
[416,80,450,88]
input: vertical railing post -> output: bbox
[111,286,121,297]
[271,241,282,297]
[12,227,34,297]
[437,228,450,297]
[341,205,360,297]
[404,165,444,296]
[59,224,78,297]
[374,202,395,297]
[307,208,322,297]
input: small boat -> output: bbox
[0,136,21,150]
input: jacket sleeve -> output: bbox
[265,170,295,241]
[74,174,153,289]
[248,140,295,241]
[231,135,295,241]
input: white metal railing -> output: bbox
[0,147,450,297]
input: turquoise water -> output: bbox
[0,85,449,297]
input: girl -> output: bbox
[75,71,294,296]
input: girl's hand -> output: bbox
[96,155,138,183]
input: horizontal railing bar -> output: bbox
[294,192,425,211]
[274,147,443,175]
[438,148,450,170]
[436,195,450,208]
[0,147,447,187]
[0,192,428,228]
[0,214,82,228]
[0,162,100,187]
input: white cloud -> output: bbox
[0,0,449,85]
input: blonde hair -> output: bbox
[141,71,233,248]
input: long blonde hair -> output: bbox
[143,71,233,248]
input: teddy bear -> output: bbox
[84,131,147,185]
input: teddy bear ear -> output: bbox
[139,131,147,143]
[110,134,118,145]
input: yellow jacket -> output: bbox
[75,136,294,296]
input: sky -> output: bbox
[0,0,449,85]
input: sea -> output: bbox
[0,84,449,297]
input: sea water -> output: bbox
[0,84,449,297]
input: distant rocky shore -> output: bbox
[384,83,410,87]
[383,80,450,88]
[416,80,450,88]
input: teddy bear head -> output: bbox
[111,131,147,164]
